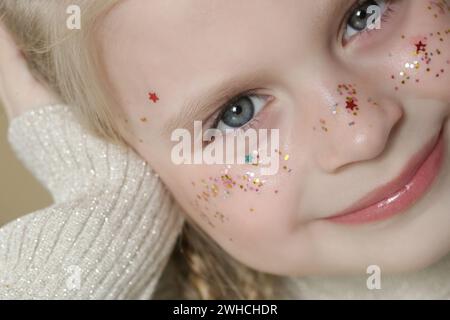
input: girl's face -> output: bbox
[97,0,450,276]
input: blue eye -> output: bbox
[344,0,388,40]
[215,95,266,131]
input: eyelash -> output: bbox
[207,0,400,132]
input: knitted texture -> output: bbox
[0,104,184,299]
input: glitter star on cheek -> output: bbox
[148,92,159,103]
[415,41,427,54]
[345,98,358,111]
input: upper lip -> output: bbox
[328,130,442,220]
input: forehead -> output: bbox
[96,0,328,115]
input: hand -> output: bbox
[0,20,62,121]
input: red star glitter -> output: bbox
[415,41,427,54]
[148,92,159,103]
[345,98,358,111]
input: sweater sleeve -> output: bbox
[0,104,184,299]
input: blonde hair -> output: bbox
[0,0,283,299]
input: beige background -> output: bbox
[0,102,52,227]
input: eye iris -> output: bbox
[221,97,254,128]
[349,0,378,31]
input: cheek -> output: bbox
[387,2,450,99]
[173,148,297,249]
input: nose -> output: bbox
[306,80,404,173]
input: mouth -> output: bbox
[326,129,445,225]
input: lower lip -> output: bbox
[327,132,445,225]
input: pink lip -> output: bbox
[326,130,445,225]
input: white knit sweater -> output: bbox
[0,104,184,299]
[1,104,449,299]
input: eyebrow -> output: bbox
[163,71,269,136]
